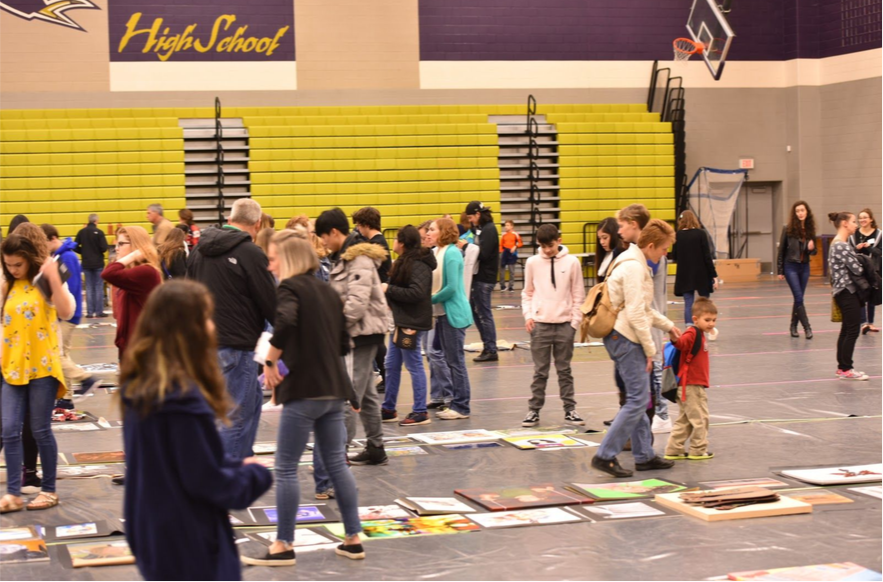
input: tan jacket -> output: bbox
[606,243,673,357]
[329,243,392,339]
[152,218,174,246]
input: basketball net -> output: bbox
[673,38,704,61]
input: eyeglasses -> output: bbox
[116,241,131,248]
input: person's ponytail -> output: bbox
[829,211,853,229]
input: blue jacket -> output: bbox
[123,386,272,581]
[432,245,474,329]
[54,238,83,325]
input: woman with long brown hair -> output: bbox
[595,217,626,283]
[776,201,817,338]
[851,208,881,334]
[119,280,272,580]
[177,208,200,250]
[156,227,188,279]
[674,210,718,324]
[101,226,162,359]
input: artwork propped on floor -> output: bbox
[244,504,338,526]
[467,507,584,529]
[576,501,670,521]
[779,464,883,486]
[502,434,598,450]
[455,483,594,512]
[66,539,135,568]
[326,515,479,539]
[411,430,500,446]
[395,497,476,515]
[566,479,687,500]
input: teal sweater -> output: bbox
[431,246,473,329]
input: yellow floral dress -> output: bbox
[1,279,66,398]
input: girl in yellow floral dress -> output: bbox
[1,234,75,513]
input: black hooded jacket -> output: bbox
[385,251,438,331]
[186,226,277,351]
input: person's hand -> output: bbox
[242,456,263,466]
[807,239,815,251]
[668,326,682,341]
[39,259,61,285]
[646,357,653,373]
[456,239,467,249]
[713,279,719,290]
[381,283,388,293]
[526,319,536,333]
[264,363,283,390]
[119,249,143,266]
[778,274,785,280]
[857,242,868,250]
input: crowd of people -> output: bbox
[0,197,878,579]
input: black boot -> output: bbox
[348,443,388,466]
[790,305,800,337]
[797,304,813,339]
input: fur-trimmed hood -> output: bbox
[340,242,389,265]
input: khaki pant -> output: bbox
[60,321,90,400]
[664,384,709,456]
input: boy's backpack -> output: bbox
[579,258,636,342]
[661,327,703,403]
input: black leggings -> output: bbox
[835,290,862,371]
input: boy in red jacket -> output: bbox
[499,220,523,291]
[664,297,717,460]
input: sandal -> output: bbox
[0,494,25,514]
[26,491,59,511]
[861,324,871,335]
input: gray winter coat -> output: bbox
[329,242,392,340]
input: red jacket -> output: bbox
[102,262,162,357]
[673,326,710,388]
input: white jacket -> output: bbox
[521,245,585,329]
[606,244,673,357]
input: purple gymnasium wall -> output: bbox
[419,0,881,61]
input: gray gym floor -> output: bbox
[2,277,881,581]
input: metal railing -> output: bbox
[214,97,226,226]
[524,94,542,248]
[648,61,688,216]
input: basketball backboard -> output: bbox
[686,0,735,80]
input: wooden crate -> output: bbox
[715,258,761,283]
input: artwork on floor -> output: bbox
[353,436,415,448]
[779,464,883,486]
[442,442,504,451]
[455,484,594,512]
[67,539,135,568]
[52,422,101,432]
[849,486,883,500]
[493,427,579,437]
[502,434,598,450]
[566,479,687,500]
[52,409,95,423]
[80,363,119,372]
[581,501,668,521]
[247,504,336,525]
[395,497,476,515]
[45,521,114,542]
[385,446,429,458]
[56,465,123,479]
[327,515,479,539]
[783,491,855,506]
[71,451,125,464]
[700,478,790,490]
[411,430,500,446]
[250,528,338,552]
[467,507,583,529]
[655,489,812,522]
[252,442,277,455]
[0,532,49,565]
[358,505,413,520]
[727,562,883,581]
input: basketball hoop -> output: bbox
[673,38,704,61]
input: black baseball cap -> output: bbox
[465,201,487,215]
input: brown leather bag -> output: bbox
[579,258,637,342]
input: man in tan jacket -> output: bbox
[147,204,174,246]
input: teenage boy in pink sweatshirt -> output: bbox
[520,224,587,427]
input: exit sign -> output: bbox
[739,158,755,169]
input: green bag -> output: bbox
[831,297,842,323]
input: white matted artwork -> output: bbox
[849,486,883,500]
[410,429,500,446]
[582,502,667,520]
[468,507,583,529]
[779,464,883,486]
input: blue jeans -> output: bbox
[596,333,656,463]
[435,316,471,415]
[783,262,810,307]
[382,333,428,414]
[84,268,104,315]
[470,280,497,353]
[217,347,262,461]
[275,399,361,543]
[426,326,452,405]
[861,302,876,325]
[683,290,710,324]
[2,377,59,495]
[651,360,668,419]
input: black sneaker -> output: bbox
[564,410,585,426]
[591,455,633,478]
[473,351,498,362]
[75,376,102,396]
[375,381,385,394]
[381,408,398,423]
[241,549,296,567]
[348,444,388,466]
[635,456,676,471]
[335,544,365,560]
[521,410,540,427]
[400,412,431,426]
[55,398,74,410]
[602,418,614,426]
[21,471,42,494]
[426,401,447,410]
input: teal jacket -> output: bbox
[431,246,473,329]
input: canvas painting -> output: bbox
[700,477,790,490]
[396,497,477,515]
[330,515,479,539]
[72,451,125,464]
[849,486,883,500]
[566,479,686,500]
[411,430,500,446]
[0,526,40,542]
[52,422,101,432]
[248,505,329,525]
[56,523,100,539]
[503,434,597,450]
[493,427,579,437]
[780,464,883,486]
[784,491,854,506]
[468,507,583,529]
[57,464,123,478]
[727,562,882,581]
[0,538,49,564]
[385,446,429,458]
[455,484,594,512]
[252,442,277,455]
[442,442,503,451]
[359,505,413,520]
[67,540,135,568]
[582,501,667,520]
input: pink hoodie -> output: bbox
[521,245,586,329]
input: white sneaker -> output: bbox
[437,409,469,420]
[652,416,673,434]
[840,369,869,381]
[707,328,719,342]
